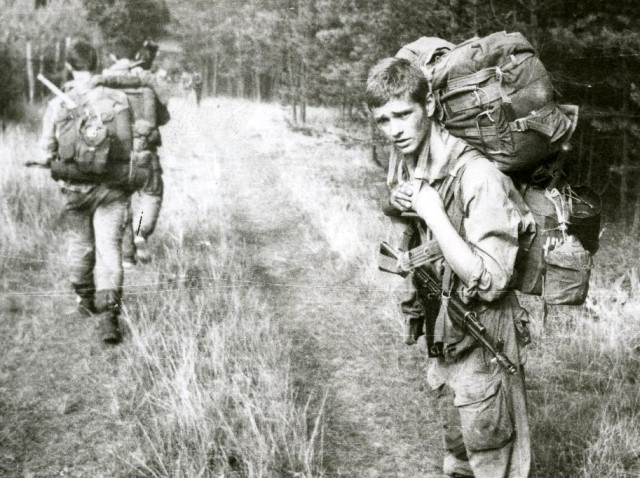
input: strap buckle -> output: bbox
[514,118,528,132]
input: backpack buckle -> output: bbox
[514,118,528,132]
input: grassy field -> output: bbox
[1,97,640,477]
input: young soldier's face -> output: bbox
[372,96,429,157]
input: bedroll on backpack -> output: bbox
[52,86,132,179]
[427,31,577,173]
[515,183,600,305]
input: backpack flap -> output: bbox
[76,119,110,174]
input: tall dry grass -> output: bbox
[294,105,640,477]
[3,99,640,477]
[0,102,324,477]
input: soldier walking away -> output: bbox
[38,40,133,344]
[366,58,534,477]
[97,38,171,268]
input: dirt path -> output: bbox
[1,98,445,477]
[191,99,446,477]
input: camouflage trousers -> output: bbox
[63,187,128,311]
[427,303,531,477]
[122,170,163,262]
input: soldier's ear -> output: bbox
[108,53,118,65]
[64,62,73,73]
[425,92,436,118]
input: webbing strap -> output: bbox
[387,147,401,187]
[445,52,534,91]
[413,138,430,181]
[511,118,556,138]
[433,164,467,346]
[457,102,561,141]
[441,82,502,115]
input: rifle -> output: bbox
[37,74,77,109]
[25,160,51,169]
[379,241,518,375]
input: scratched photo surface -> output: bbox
[0,1,638,477]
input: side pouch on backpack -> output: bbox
[543,236,592,305]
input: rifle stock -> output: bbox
[380,241,518,375]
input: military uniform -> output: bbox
[386,124,534,477]
[97,60,170,265]
[40,75,129,342]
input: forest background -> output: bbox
[2,1,640,477]
[0,0,639,223]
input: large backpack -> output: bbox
[51,85,133,181]
[391,32,600,306]
[404,31,578,173]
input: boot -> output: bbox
[73,283,95,317]
[96,311,122,344]
[95,289,122,344]
[134,236,152,263]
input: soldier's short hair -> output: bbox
[67,39,98,72]
[365,58,428,110]
[109,37,137,60]
[135,40,159,70]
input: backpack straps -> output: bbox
[432,158,469,348]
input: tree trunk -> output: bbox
[38,50,45,99]
[212,51,219,97]
[300,59,307,123]
[62,37,70,83]
[254,71,261,102]
[586,134,594,185]
[237,57,244,98]
[620,61,630,222]
[203,57,211,97]
[26,42,35,103]
[54,40,61,77]
[632,176,640,234]
[286,50,297,123]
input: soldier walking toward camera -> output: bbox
[38,40,132,344]
[367,58,534,477]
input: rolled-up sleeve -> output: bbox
[456,158,523,303]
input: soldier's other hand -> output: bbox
[390,182,414,212]
[412,184,445,222]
